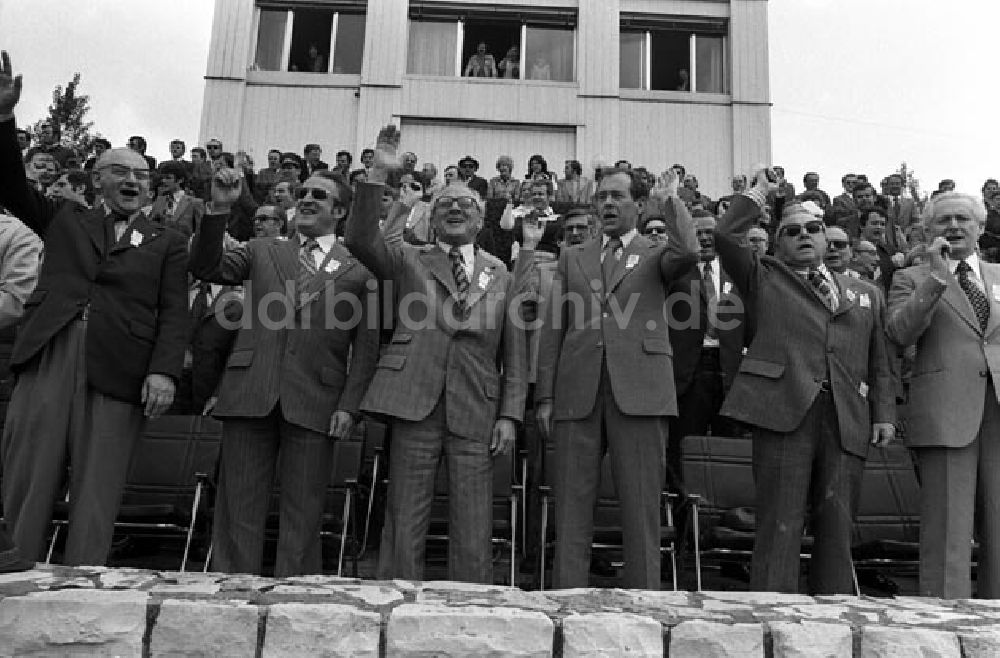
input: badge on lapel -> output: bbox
[626,254,640,269]
[859,293,871,308]
[324,259,341,274]
[478,269,493,290]
[722,281,733,295]
[992,284,1000,303]
[845,289,856,302]
[130,229,143,248]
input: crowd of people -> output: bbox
[1,51,999,600]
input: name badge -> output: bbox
[130,230,143,247]
[992,284,1000,303]
[324,259,340,274]
[859,382,869,398]
[626,254,640,269]
[722,281,733,295]
[478,271,491,290]
[845,289,856,302]
[859,293,871,308]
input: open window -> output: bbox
[407,2,576,82]
[619,14,727,93]
[253,2,367,74]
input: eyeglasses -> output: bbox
[565,224,590,233]
[434,196,479,210]
[296,187,342,205]
[828,240,849,250]
[99,165,151,182]
[206,145,222,151]
[402,182,423,193]
[644,227,667,235]
[778,221,824,238]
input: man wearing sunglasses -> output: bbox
[822,226,860,278]
[0,51,190,566]
[345,125,527,584]
[190,167,379,576]
[714,169,895,595]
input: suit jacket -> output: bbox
[826,193,858,237]
[886,196,920,230]
[0,119,188,405]
[886,261,1000,448]
[189,283,240,410]
[345,182,528,443]
[0,215,41,330]
[716,195,895,457]
[148,193,205,237]
[669,261,746,397]
[189,217,379,434]
[535,196,699,419]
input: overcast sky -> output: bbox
[0,0,994,198]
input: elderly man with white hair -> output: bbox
[887,191,1000,599]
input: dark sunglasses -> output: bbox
[402,181,423,192]
[296,187,342,205]
[644,227,667,235]
[206,145,222,150]
[779,221,824,238]
[434,196,479,210]
[828,240,849,250]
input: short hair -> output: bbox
[923,191,987,226]
[938,178,955,189]
[361,148,375,158]
[348,169,367,185]
[852,183,875,198]
[220,151,235,168]
[158,161,189,183]
[191,146,207,159]
[496,155,513,171]
[422,162,438,178]
[803,171,819,183]
[841,173,856,184]
[564,205,595,222]
[170,139,185,150]
[268,148,282,157]
[129,135,147,150]
[859,205,887,226]
[566,159,582,176]
[93,137,111,151]
[15,128,29,141]
[640,215,667,232]
[886,173,903,183]
[304,143,322,155]
[336,150,352,164]
[274,178,301,199]
[671,163,686,177]
[65,170,89,189]
[311,169,354,210]
[599,168,650,201]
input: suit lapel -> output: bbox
[576,238,603,296]
[270,237,299,291]
[421,247,458,298]
[982,263,1000,339]
[465,251,499,312]
[83,211,107,256]
[831,273,855,317]
[109,213,161,254]
[298,242,357,309]
[940,269,982,334]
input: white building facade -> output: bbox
[200,0,771,197]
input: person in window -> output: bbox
[530,54,551,81]
[498,46,520,79]
[488,155,520,202]
[463,42,497,78]
[676,68,690,91]
[306,43,325,73]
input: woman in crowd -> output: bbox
[488,155,520,201]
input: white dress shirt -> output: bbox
[601,228,638,262]
[299,232,339,270]
[699,257,721,348]
[437,241,475,279]
[949,253,985,293]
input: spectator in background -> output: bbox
[255,149,282,204]
[800,171,831,208]
[348,168,367,189]
[273,179,300,231]
[773,166,796,198]
[421,162,441,196]
[387,151,418,189]
[334,150,352,177]
[822,226,859,278]
[851,240,879,280]
[149,161,204,237]
[938,179,956,193]
[562,206,598,247]
[488,155,520,202]
[188,146,214,201]
[15,127,28,159]
[24,120,74,168]
[458,155,488,197]
[360,148,375,174]
[24,152,56,191]
[252,204,285,238]
[859,206,900,292]
[464,41,497,77]
[529,54,551,80]
[679,174,713,212]
[46,170,89,207]
[825,173,858,228]
[443,165,459,186]
[83,137,111,171]
[205,139,225,167]
[747,225,769,255]
[525,154,550,182]
[498,45,520,79]
[235,150,256,197]
[128,135,156,170]
[304,42,325,72]
[556,159,591,204]
[303,143,328,179]
[161,139,192,178]
[640,215,669,246]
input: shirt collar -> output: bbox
[950,253,981,277]
[437,241,475,265]
[603,228,638,249]
[171,190,185,203]
[298,232,338,253]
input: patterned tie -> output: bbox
[957,261,990,332]
[165,194,176,217]
[702,261,718,339]
[298,238,319,300]
[602,237,622,288]
[807,267,837,312]
[448,246,470,316]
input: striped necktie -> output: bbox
[448,246,470,317]
[602,237,622,288]
[807,267,837,312]
[298,238,319,299]
[957,261,990,331]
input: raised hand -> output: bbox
[0,51,24,117]
[750,165,779,197]
[369,124,401,184]
[210,168,243,210]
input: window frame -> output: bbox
[618,25,729,94]
[250,5,365,74]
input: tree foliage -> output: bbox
[895,161,924,204]
[30,73,102,155]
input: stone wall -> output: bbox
[2,566,1000,656]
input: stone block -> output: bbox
[669,620,764,658]
[0,589,147,656]
[769,621,852,658]
[263,603,380,657]
[958,628,1000,658]
[150,599,258,657]
[386,603,553,657]
[562,612,662,657]
[861,626,959,657]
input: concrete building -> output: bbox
[199,0,771,197]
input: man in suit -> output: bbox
[189,168,379,576]
[149,161,204,236]
[302,143,328,180]
[668,210,746,491]
[0,51,188,565]
[886,192,1000,598]
[825,173,858,230]
[535,169,699,590]
[128,135,156,171]
[345,125,527,584]
[715,170,895,594]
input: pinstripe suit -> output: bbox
[345,182,528,583]
[189,214,379,576]
[716,195,895,594]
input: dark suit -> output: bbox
[190,215,379,576]
[536,196,698,589]
[887,259,1000,598]
[716,195,895,594]
[148,192,204,237]
[0,118,189,564]
[667,259,746,490]
[346,182,527,583]
[171,282,240,414]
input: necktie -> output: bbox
[957,261,990,332]
[602,237,623,288]
[448,246,470,317]
[190,282,211,340]
[165,194,176,217]
[892,196,900,220]
[702,261,718,339]
[298,239,319,300]
[807,267,837,312]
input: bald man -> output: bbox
[823,226,860,278]
[0,52,189,565]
